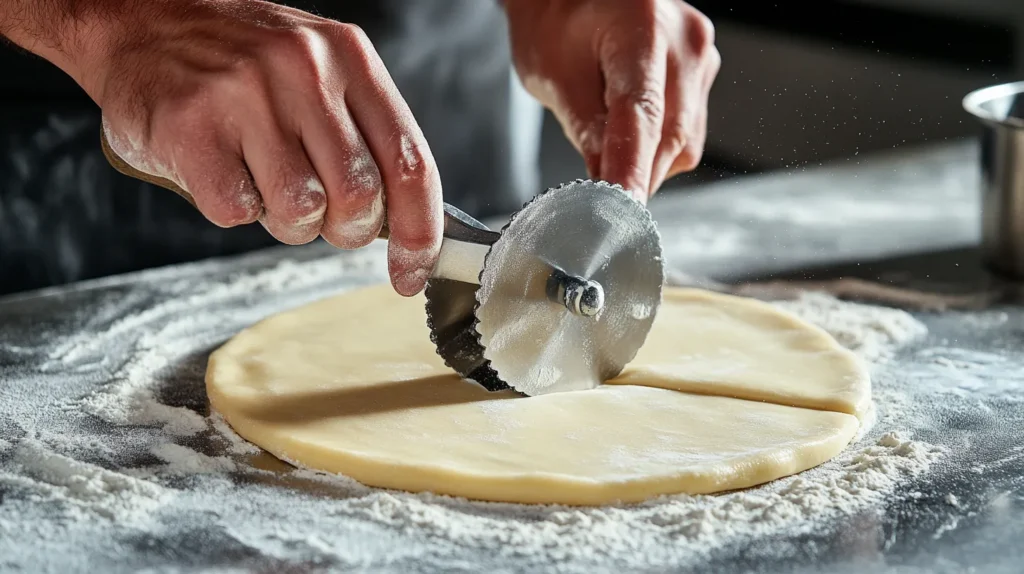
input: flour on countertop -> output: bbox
[148,443,237,475]
[0,440,172,521]
[272,429,940,564]
[908,346,1024,400]
[0,253,956,571]
[775,292,928,364]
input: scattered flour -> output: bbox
[775,292,928,363]
[81,351,209,437]
[149,443,237,475]
[279,430,941,562]
[0,252,952,571]
[0,440,171,521]
[907,346,1024,399]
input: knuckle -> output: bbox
[266,26,310,53]
[328,23,372,59]
[292,188,328,225]
[324,193,383,249]
[193,175,261,227]
[571,118,606,157]
[623,87,666,122]
[694,11,716,42]
[326,23,381,79]
[274,28,327,81]
[675,147,703,172]
[332,22,371,48]
[708,45,722,72]
[685,9,716,54]
[392,135,436,186]
[263,199,324,244]
[228,188,263,225]
[662,125,688,154]
[344,156,383,199]
[261,174,327,224]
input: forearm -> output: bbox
[0,0,136,100]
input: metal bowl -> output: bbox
[963,82,1024,279]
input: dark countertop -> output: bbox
[3,139,1024,573]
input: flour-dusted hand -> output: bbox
[0,0,442,296]
[505,0,720,201]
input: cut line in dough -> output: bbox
[207,285,869,505]
[615,289,871,419]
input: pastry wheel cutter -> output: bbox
[101,132,665,396]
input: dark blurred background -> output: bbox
[1,0,1021,295]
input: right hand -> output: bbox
[88,0,442,296]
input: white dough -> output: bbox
[207,285,868,505]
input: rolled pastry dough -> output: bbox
[207,285,868,505]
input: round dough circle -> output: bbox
[207,285,868,505]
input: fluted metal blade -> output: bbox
[474,180,664,396]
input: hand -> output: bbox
[505,0,720,201]
[65,0,442,296]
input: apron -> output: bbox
[0,1,543,295]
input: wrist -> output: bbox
[0,0,148,104]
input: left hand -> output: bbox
[505,0,720,201]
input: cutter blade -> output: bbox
[474,180,664,396]
[423,205,507,391]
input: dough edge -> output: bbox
[208,383,860,505]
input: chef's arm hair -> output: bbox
[0,0,138,95]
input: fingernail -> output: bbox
[394,266,430,296]
[389,241,439,296]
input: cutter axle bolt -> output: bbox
[550,271,605,317]
[568,280,605,317]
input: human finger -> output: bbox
[176,138,263,228]
[299,100,384,250]
[240,118,327,245]
[524,67,607,179]
[666,45,719,178]
[340,26,442,296]
[598,32,668,202]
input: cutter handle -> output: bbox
[100,129,392,239]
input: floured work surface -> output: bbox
[0,246,1013,574]
[207,284,869,504]
[5,143,1024,573]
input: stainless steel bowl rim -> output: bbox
[963,81,1024,130]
